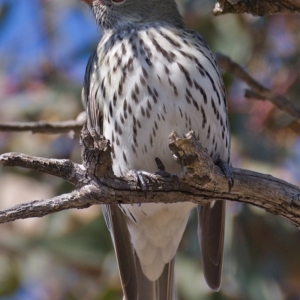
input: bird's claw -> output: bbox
[154,157,171,178]
[127,170,160,196]
[127,158,171,198]
[214,154,234,192]
[289,194,300,207]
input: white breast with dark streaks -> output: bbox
[91,24,230,281]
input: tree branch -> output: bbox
[1,129,300,227]
[214,0,300,16]
[0,185,101,223]
[0,113,86,134]
[0,152,86,187]
[216,53,300,120]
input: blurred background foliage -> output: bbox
[0,0,300,299]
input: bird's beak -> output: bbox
[81,0,93,4]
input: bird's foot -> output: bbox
[127,158,171,198]
[126,170,160,194]
[289,194,300,207]
[154,157,172,178]
[214,154,234,192]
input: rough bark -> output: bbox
[1,128,300,227]
[214,0,300,16]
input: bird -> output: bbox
[81,0,231,299]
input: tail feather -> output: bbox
[103,204,176,300]
[197,201,225,291]
[102,204,138,300]
[135,252,175,300]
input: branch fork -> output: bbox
[1,126,300,227]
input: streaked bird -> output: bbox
[81,0,231,299]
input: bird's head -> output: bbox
[81,0,183,30]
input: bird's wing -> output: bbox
[83,51,175,300]
[197,201,225,291]
[190,31,228,291]
[82,50,103,135]
[83,52,139,299]
[102,204,139,299]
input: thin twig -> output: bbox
[0,116,85,134]
[0,185,105,223]
[0,152,86,186]
[216,53,300,120]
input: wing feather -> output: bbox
[197,201,225,291]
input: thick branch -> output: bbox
[1,130,300,227]
[1,167,299,225]
[216,53,300,120]
[214,0,300,16]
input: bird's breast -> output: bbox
[96,26,229,177]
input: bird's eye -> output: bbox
[111,0,125,3]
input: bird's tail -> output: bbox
[102,204,175,300]
[132,252,175,300]
[197,200,225,291]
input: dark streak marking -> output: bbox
[109,101,113,117]
[131,90,138,103]
[132,144,137,154]
[193,80,207,104]
[207,125,211,139]
[111,144,116,158]
[147,85,153,96]
[159,30,181,47]
[120,114,125,124]
[140,74,146,86]
[130,212,137,223]
[147,99,152,110]
[112,132,115,143]
[142,67,148,78]
[201,106,206,128]
[179,107,183,118]
[123,151,128,164]
[152,127,156,137]
[135,83,140,95]
[177,63,192,87]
